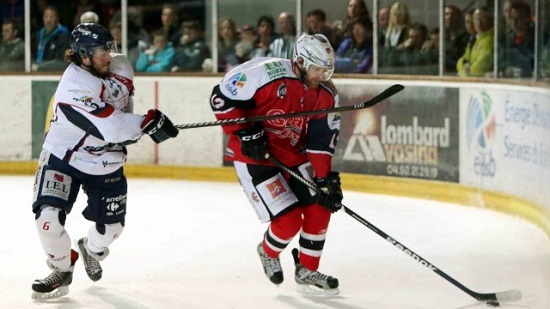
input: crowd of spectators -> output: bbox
[0,0,548,80]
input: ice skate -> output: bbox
[257,243,284,285]
[32,249,79,300]
[76,237,109,282]
[292,248,340,296]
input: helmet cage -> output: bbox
[293,34,335,81]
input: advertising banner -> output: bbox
[460,88,550,208]
[334,84,459,182]
[31,81,58,159]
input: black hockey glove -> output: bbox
[314,171,344,213]
[235,126,269,161]
[141,109,179,143]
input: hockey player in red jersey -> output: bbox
[210,34,343,294]
[31,23,179,300]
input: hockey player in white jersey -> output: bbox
[31,23,179,300]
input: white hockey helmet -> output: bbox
[293,34,335,81]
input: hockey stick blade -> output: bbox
[266,155,522,304]
[493,289,522,302]
[469,289,522,304]
[175,84,404,130]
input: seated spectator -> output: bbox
[498,1,534,78]
[444,5,470,73]
[234,24,257,63]
[109,21,139,68]
[135,30,175,73]
[421,27,440,67]
[335,16,373,73]
[206,17,239,72]
[378,6,390,45]
[121,7,150,53]
[379,2,411,73]
[248,15,277,59]
[383,2,410,50]
[71,0,98,28]
[31,5,70,72]
[463,9,477,52]
[158,4,181,47]
[394,23,436,74]
[499,0,518,40]
[333,0,372,48]
[0,19,25,71]
[456,6,494,77]
[304,9,336,47]
[395,23,427,51]
[421,27,439,52]
[171,20,210,72]
[267,11,296,59]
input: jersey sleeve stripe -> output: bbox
[58,103,106,140]
[90,104,115,118]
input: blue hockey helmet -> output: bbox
[70,23,117,59]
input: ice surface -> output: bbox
[2,175,549,309]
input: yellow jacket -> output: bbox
[456,28,494,77]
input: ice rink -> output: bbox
[1,175,550,309]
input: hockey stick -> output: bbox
[174,84,404,130]
[267,155,522,305]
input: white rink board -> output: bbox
[0,77,32,160]
[0,75,549,216]
[129,76,223,166]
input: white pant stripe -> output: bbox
[300,247,323,257]
[268,226,291,245]
[300,230,326,242]
[265,240,283,253]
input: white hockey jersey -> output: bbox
[43,54,144,175]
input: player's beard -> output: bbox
[90,60,111,78]
[302,70,320,88]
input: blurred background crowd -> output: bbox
[0,0,549,80]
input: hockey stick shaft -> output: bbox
[267,155,521,303]
[175,84,404,130]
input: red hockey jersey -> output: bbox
[210,57,340,178]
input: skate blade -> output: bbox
[31,286,69,300]
[296,283,340,297]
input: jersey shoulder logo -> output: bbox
[264,60,287,80]
[225,72,247,96]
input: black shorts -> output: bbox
[32,152,127,224]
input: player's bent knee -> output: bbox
[271,208,303,238]
[35,206,66,237]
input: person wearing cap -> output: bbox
[171,20,210,72]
